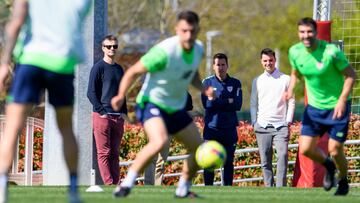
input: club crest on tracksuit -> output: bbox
[316,62,324,70]
[227,86,233,92]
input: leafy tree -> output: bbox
[0,0,13,49]
[2,0,357,112]
[332,1,360,113]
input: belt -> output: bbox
[106,114,124,118]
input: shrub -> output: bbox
[17,127,43,172]
[16,114,360,186]
[119,114,360,186]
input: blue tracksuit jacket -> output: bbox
[201,75,242,129]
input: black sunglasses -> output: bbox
[103,45,118,49]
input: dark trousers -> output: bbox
[203,126,237,186]
[93,112,124,185]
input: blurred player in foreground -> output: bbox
[0,0,91,202]
[287,17,357,195]
[111,10,208,198]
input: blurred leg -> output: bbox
[144,139,170,186]
[0,104,32,173]
[129,117,168,173]
[144,154,157,185]
[299,136,325,163]
[154,140,170,185]
[55,106,79,196]
[174,122,202,196]
[174,122,202,182]
[328,139,347,178]
[0,104,32,203]
[114,117,169,198]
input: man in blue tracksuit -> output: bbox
[201,53,242,186]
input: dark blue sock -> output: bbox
[69,173,78,193]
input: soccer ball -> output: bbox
[195,141,226,170]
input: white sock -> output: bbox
[120,170,138,188]
[175,177,191,197]
[0,174,7,188]
[0,174,8,202]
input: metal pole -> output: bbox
[24,117,34,186]
[313,0,331,20]
[275,48,280,70]
[206,36,212,76]
[205,31,223,76]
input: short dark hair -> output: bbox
[260,48,276,59]
[177,10,199,25]
[213,53,228,66]
[298,17,317,31]
[102,35,118,45]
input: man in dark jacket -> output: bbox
[87,35,127,185]
[201,53,242,186]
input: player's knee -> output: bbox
[149,138,169,153]
[299,145,312,157]
[328,141,344,158]
[328,147,341,158]
[187,142,201,154]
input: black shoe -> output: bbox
[113,186,131,198]
[175,191,200,199]
[323,160,336,191]
[334,178,349,196]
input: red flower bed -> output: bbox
[15,114,359,186]
[17,127,43,172]
[119,114,359,186]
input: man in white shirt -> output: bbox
[250,48,295,187]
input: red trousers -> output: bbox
[92,112,124,185]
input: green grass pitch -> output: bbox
[8,185,360,203]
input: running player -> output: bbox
[287,17,357,195]
[111,10,205,198]
[0,1,91,202]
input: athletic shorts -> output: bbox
[301,102,351,143]
[8,64,74,107]
[135,102,193,134]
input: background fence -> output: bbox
[0,116,43,186]
[333,0,360,114]
[0,115,359,187]
[120,140,360,186]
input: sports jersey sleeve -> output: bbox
[140,46,168,73]
[333,46,350,71]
